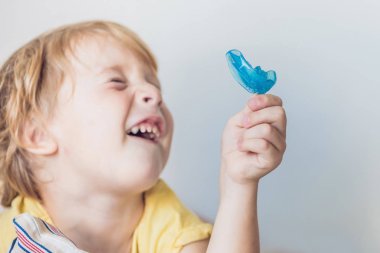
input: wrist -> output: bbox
[220,169,259,203]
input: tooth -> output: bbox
[131,127,139,134]
[140,125,146,133]
[152,127,158,134]
[147,126,152,132]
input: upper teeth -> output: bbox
[128,123,160,138]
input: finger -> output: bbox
[227,94,285,130]
[242,123,286,152]
[238,138,281,169]
[228,106,251,127]
[242,106,287,137]
[247,94,283,112]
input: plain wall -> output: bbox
[1,0,379,252]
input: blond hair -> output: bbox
[0,20,158,207]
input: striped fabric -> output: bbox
[8,213,86,253]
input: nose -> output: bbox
[136,85,162,108]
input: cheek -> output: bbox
[79,89,129,127]
[51,93,125,152]
[162,105,174,155]
[162,104,174,136]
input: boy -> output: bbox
[0,21,286,252]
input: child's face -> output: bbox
[46,36,174,193]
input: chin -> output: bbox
[114,161,164,194]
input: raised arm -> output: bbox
[207,94,287,253]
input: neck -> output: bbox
[40,187,144,253]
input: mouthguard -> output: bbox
[226,49,277,94]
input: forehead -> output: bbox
[68,35,154,75]
[54,35,158,105]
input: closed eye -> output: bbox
[108,77,127,90]
[110,78,125,83]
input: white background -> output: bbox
[1,0,379,252]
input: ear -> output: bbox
[21,119,58,156]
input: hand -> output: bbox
[221,94,287,185]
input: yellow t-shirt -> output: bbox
[0,180,212,253]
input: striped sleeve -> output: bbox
[8,213,86,253]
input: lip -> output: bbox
[126,114,165,138]
[127,134,159,144]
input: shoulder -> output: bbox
[143,180,211,230]
[133,179,212,253]
[0,205,18,253]
[0,195,49,253]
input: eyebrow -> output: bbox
[96,65,123,76]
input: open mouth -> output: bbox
[126,123,160,142]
